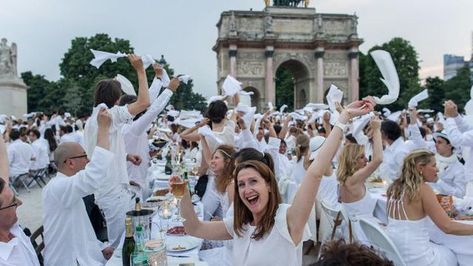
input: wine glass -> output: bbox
[171,179,187,222]
[155,202,172,239]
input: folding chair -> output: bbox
[10,173,31,192]
[358,217,406,266]
[27,168,48,188]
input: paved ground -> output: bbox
[16,183,44,232]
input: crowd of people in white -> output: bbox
[1,53,473,266]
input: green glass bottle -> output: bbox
[122,217,135,266]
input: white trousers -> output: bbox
[95,188,133,248]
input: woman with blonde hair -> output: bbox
[337,116,383,218]
[386,149,473,265]
[290,134,310,184]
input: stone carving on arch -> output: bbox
[273,52,315,78]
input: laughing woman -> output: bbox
[171,99,375,265]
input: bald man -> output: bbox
[42,108,115,266]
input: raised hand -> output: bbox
[168,78,180,92]
[97,108,112,129]
[153,64,164,78]
[197,118,210,128]
[444,100,458,118]
[128,54,144,72]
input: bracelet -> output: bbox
[334,121,348,132]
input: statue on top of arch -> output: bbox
[0,38,17,78]
[269,0,309,8]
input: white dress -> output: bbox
[386,195,457,266]
[223,204,311,266]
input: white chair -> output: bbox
[358,217,406,266]
[320,200,344,243]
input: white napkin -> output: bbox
[239,90,254,96]
[382,107,391,117]
[370,50,400,105]
[351,113,374,145]
[289,112,306,121]
[280,104,288,113]
[326,84,343,112]
[305,103,329,111]
[207,95,225,105]
[178,74,192,84]
[408,89,429,108]
[465,85,473,116]
[115,74,136,96]
[90,49,126,68]
[198,125,223,145]
[175,117,202,128]
[141,54,155,69]
[167,110,180,118]
[179,110,202,120]
[222,75,242,96]
[386,111,402,122]
[0,125,5,135]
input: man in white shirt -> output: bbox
[7,129,34,177]
[379,120,409,180]
[0,178,40,266]
[42,108,115,266]
[27,129,49,171]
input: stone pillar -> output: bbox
[265,46,275,105]
[314,48,325,102]
[348,48,359,101]
[229,44,237,77]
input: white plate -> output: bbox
[166,236,200,252]
[156,174,170,180]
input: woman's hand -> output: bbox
[128,54,145,72]
[197,118,210,128]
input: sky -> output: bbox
[1,0,472,99]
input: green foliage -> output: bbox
[423,76,444,112]
[359,37,421,110]
[443,66,472,112]
[275,67,294,112]
[24,33,207,115]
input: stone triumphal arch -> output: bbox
[214,5,362,110]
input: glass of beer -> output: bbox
[171,178,187,222]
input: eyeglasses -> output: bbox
[0,195,20,211]
[64,154,88,163]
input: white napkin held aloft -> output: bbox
[408,89,429,109]
[90,49,155,69]
[371,50,400,105]
[222,75,242,96]
[115,74,136,96]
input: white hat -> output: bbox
[433,131,451,144]
[309,136,326,160]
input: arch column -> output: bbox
[314,47,325,102]
[348,48,359,101]
[265,46,275,105]
[229,44,237,77]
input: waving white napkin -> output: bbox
[326,84,343,112]
[371,50,400,105]
[386,111,402,122]
[305,103,329,111]
[239,90,254,96]
[382,107,391,117]
[178,74,192,84]
[408,89,429,108]
[351,113,374,145]
[90,49,126,68]
[280,104,288,113]
[90,49,155,69]
[207,95,225,105]
[222,75,242,96]
[115,74,136,96]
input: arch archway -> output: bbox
[243,86,260,108]
[275,60,310,111]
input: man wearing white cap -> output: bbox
[429,131,466,198]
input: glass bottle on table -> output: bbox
[122,217,135,266]
[164,151,172,175]
[132,225,148,265]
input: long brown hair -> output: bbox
[295,134,310,162]
[337,144,365,184]
[233,160,282,240]
[387,150,435,202]
[214,145,236,193]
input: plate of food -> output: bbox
[167,226,187,236]
[166,236,200,252]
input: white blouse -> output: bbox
[223,204,310,266]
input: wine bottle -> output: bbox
[164,151,172,175]
[135,197,141,212]
[122,217,135,266]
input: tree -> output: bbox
[423,77,444,112]
[443,65,472,112]
[21,71,52,112]
[158,56,207,111]
[275,67,295,112]
[359,37,421,111]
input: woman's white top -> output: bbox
[290,156,306,185]
[207,120,235,153]
[201,175,223,220]
[223,204,310,266]
[341,186,377,218]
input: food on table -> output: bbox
[172,244,187,251]
[167,226,186,235]
[154,189,169,196]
